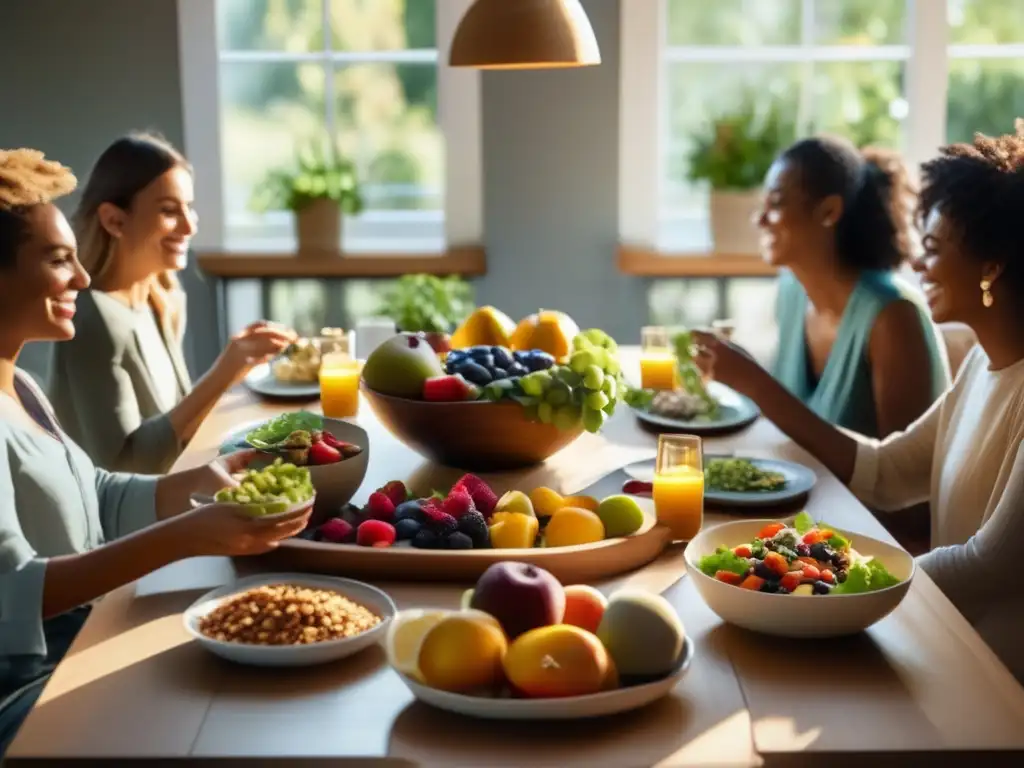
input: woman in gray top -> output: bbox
[50,133,296,474]
[0,148,312,756]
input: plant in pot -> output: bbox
[684,92,795,255]
[250,138,364,254]
[376,274,475,354]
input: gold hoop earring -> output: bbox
[981,278,994,308]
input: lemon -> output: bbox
[385,609,450,683]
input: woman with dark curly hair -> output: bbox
[695,121,1024,681]
[763,136,950,438]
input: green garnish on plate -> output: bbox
[705,458,787,492]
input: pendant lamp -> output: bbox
[448,0,601,70]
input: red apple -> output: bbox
[470,561,565,639]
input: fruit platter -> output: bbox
[685,514,915,638]
[625,328,760,436]
[219,412,369,514]
[359,308,628,470]
[263,472,672,584]
[385,561,693,720]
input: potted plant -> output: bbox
[250,138,364,254]
[377,274,475,354]
[684,92,794,254]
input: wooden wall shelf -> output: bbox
[618,245,777,278]
[196,246,487,279]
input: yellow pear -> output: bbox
[451,306,517,349]
[495,490,536,518]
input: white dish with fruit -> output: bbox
[183,573,396,667]
[385,562,693,720]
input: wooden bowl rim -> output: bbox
[360,380,533,410]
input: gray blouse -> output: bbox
[49,290,191,475]
[0,370,157,686]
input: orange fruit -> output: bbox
[543,507,605,547]
[561,494,599,512]
[503,624,611,698]
[417,610,507,693]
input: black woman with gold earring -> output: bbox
[691,120,1024,684]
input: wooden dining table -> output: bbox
[8,347,1024,766]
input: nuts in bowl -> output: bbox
[184,574,396,667]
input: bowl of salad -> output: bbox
[684,512,914,637]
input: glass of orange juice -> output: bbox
[318,335,361,419]
[652,434,704,541]
[640,326,679,390]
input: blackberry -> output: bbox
[423,509,458,536]
[445,532,474,550]
[394,518,422,541]
[411,528,442,549]
[394,500,425,523]
[456,512,490,548]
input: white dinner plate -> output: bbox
[243,362,321,400]
[397,637,694,720]
[183,573,396,667]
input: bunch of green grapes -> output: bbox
[516,329,624,433]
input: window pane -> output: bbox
[268,280,331,336]
[647,279,721,328]
[810,61,905,147]
[947,59,1024,144]
[220,62,326,219]
[812,0,906,45]
[217,0,324,52]
[666,0,800,46]
[335,63,443,211]
[948,0,1024,44]
[725,277,779,366]
[343,280,391,327]
[329,0,435,51]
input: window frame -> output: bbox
[619,0,1024,253]
[176,0,483,254]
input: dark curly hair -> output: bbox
[919,118,1024,296]
[0,149,77,269]
[781,135,916,272]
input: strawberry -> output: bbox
[451,473,498,517]
[441,489,476,519]
[308,441,341,465]
[378,480,408,507]
[322,432,363,458]
[365,491,396,521]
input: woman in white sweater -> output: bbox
[695,121,1024,681]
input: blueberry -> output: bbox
[759,580,781,593]
[394,500,424,523]
[446,350,467,364]
[491,347,514,369]
[809,542,833,562]
[528,352,555,370]
[467,346,492,359]
[394,518,421,541]
[411,528,442,549]
[445,532,474,550]
[754,561,776,580]
[506,362,529,377]
[490,367,508,380]
[453,361,492,386]
[812,580,833,595]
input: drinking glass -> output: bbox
[640,326,678,390]
[652,434,704,541]
[318,334,361,419]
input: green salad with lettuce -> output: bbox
[244,411,324,450]
[698,511,903,596]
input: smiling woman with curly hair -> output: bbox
[694,120,1024,681]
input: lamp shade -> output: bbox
[448,0,601,70]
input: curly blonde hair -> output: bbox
[0,148,78,267]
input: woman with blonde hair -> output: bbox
[51,133,296,473]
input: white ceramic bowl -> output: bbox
[684,519,915,638]
[397,638,694,720]
[183,573,396,667]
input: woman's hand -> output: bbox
[690,330,768,397]
[218,321,298,384]
[174,500,313,558]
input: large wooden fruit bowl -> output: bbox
[361,383,585,471]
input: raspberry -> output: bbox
[356,519,396,548]
[456,511,490,548]
[421,502,458,535]
[411,528,442,549]
[378,480,408,506]
[365,491,396,521]
[394,518,421,541]
[445,531,474,550]
[318,518,355,544]
[441,489,476,519]
[452,473,498,517]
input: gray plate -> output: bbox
[631,381,760,436]
[623,455,817,509]
[243,362,321,400]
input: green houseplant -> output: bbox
[684,93,795,254]
[250,138,365,254]
[377,274,475,353]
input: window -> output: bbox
[177,0,482,254]
[621,0,1024,253]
